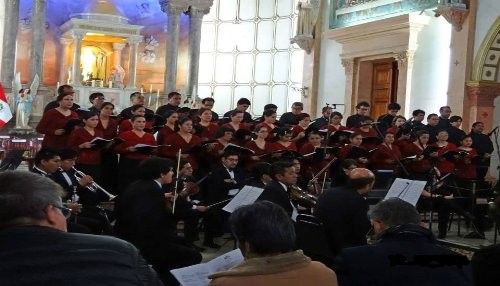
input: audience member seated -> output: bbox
[208,201,338,286]
[333,198,472,286]
[0,171,162,285]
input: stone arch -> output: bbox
[472,16,500,82]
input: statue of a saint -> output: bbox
[14,89,34,129]
[110,65,125,88]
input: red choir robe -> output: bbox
[291,125,308,150]
[195,122,219,142]
[455,147,478,179]
[400,142,432,174]
[339,144,368,168]
[370,143,402,173]
[96,118,118,139]
[432,142,457,174]
[36,109,79,149]
[162,133,202,170]
[115,131,157,161]
[157,125,176,145]
[254,122,276,141]
[118,119,152,134]
[68,127,104,165]
[269,141,298,152]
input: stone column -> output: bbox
[29,0,46,84]
[0,0,20,88]
[161,2,185,93]
[341,58,357,115]
[59,38,72,84]
[186,5,211,97]
[394,50,415,116]
[465,81,500,133]
[71,31,85,86]
[126,37,142,89]
[112,43,126,68]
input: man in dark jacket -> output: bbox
[0,171,163,286]
[115,157,201,285]
[315,168,374,255]
[470,121,494,180]
[333,198,472,286]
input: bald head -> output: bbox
[347,168,375,194]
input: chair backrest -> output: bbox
[295,214,335,267]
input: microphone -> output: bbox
[488,126,499,136]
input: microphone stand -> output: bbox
[321,104,334,190]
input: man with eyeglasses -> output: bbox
[346,101,371,128]
[0,171,163,285]
[279,102,304,126]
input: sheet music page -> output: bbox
[170,249,244,286]
[222,185,264,213]
[385,178,426,206]
[206,249,244,273]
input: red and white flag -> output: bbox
[0,84,13,128]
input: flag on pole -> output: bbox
[0,84,13,128]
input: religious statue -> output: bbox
[291,0,321,54]
[110,65,125,88]
[11,73,39,129]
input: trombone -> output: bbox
[72,167,117,201]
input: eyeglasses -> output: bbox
[52,205,72,219]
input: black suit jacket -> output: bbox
[0,225,162,286]
[204,165,246,204]
[314,187,371,254]
[258,180,293,217]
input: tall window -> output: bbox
[199,0,304,116]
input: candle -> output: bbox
[67,78,70,85]
[56,81,60,89]
[149,84,153,93]
[141,87,144,94]
[156,89,160,110]
[99,81,104,88]
[91,80,96,87]
[108,81,112,88]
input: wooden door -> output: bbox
[371,62,397,120]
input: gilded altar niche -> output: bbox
[330,0,438,29]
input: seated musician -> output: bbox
[52,148,109,234]
[339,133,368,168]
[194,107,219,142]
[247,162,273,188]
[208,201,338,286]
[68,111,103,182]
[258,160,299,220]
[114,157,202,285]
[223,97,253,124]
[168,160,208,247]
[254,109,278,141]
[370,131,402,174]
[114,114,157,193]
[321,111,349,132]
[118,104,153,134]
[119,92,155,121]
[291,113,311,149]
[203,150,246,248]
[162,117,202,172]
[270,127,298,151]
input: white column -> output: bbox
[112,42,125,68]
[126,37,142,89]
[0,0,6,77]
[0,0,19,87]
[186,6,210,97]
[394,50,415,117]
[341,58,357,115]
[59,38,72,84]
[71,31,85,86]
[29,0,46,83]
[163,6,183,92]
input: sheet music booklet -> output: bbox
[384,178,426,206]
[170,249,244,286]
[223,185,264,213]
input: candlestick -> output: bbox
[56,81,60,89]
[99,81,104,88]
[108,81,113,88]
[67,78,70,85]
[141,87,144,94]
[91,80,96,87]
[156,89,160,110]
[150,84,153,94]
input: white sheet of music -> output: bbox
[223,185,264,213]
[170,249,244,286]
[385,178,426,206]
